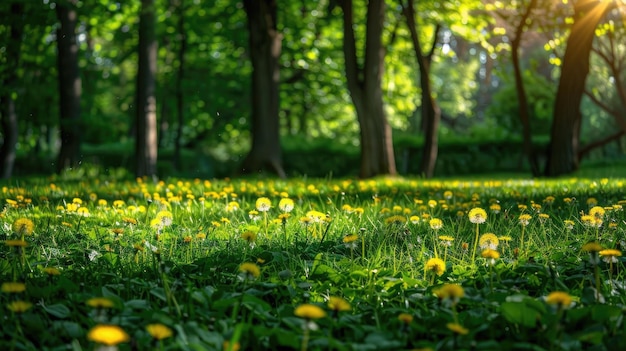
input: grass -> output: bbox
[1,168,626,351]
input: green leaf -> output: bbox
[43,303,71,319]
[500,301,540,328]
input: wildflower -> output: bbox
[599,249,621,263]
[1,282,26,293]
[241,231,257,243]
[7,300,33,313]
[385,215,406,225]
[443,191,453,199]
[87,297,116,309]
[155,210,173,227]
[544,196,555,205]
[294,304,326,319]
[545,291,573,309]
[328,296,351,312]
[409,215,420,224]
[429,218,443,230]
[306,210,327,223]
[278,198,294,212]
[490,203,501,214]
[519,214,532,226]
[479,233,499,250]
[256,197,271,212]
[587,198,598,206]
[239,262,261,279]
[481,249,500,260]
[427,200,437,208]
[12,218,34,236]
[343,234,359,249]
[248,210,260,221]
[446,322,469,335]
[146,323,173,340]
[564,220,575,230]
[223,341,241,351]
[498,235,512,243]
[123,217,138,225]
[538,213,549,223]
[5,239,27,247]
[87,324,130,346]
[43,267,61,276]
[434,283,464,304]
[425,258,446,276]
[582,242,603,253]
[468,208,487,224]
[438,235,454,247]
[589,206,605,219]
[398,313,413,324]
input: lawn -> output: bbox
[1,169,625,351]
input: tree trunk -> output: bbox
[135,0,158,178]
[341,0,396,178]
[56,0,82,172]
[0,2,24,179]
[174,0,186,171]
[402,0,440,178]
[511,0,540,176]
[545,0,612,176]
[240,0,286,178]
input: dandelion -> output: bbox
[425,257,446,277]
[239,262,260,280]
[87,324,130,346]
[328,296,351,313]
[446,322,469,335]
[1,282,26,293]
[43,267,61,276]
[479,233,499,250]
[241,231,257,244]
[468,207,487,263]
[294,304,326,320]
[590,206,605,219]
[564,220,575,230]
[438,235,454,247]
[385,215,406,225]
[599,249,621,263]
[12,218,34,236]
[87,297,116,309]
[223,341,241,351]
[429,218,443,230]
[279,198,294,212]
[256,197,271,212]
[7,300,32,313]
[409,215,420,224]
[481,248,500,260]
[398,313,413,324]
[343,234,359,249]
[434,283,464,305]
[519,214,532,226]
[545,291,573,310]
[490,203,501,214]
[146,323,173,340]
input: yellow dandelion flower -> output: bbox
[239,262,260,279]
[429,218,443,230]
[434,283,464,302]
[146,323,173,340]
[278,198,295,212]
[398,313,413,324]
[1,282,26,293]
[12,218,34,236]
[5,239,28,247]
[587,197,598,206]
[468,208,487,224]
[294,304,326,319]
[7,300,33,313]
[43,267,61,276]
[446,322,469,335]
[599,249,621,263]
[589,206,605,219]
[564,220,575,230]
[519,214,532,226]
[545,291,573,309]
[256,197,271,212]
[478,233,499,250]
[481,249,500,260]
[223,341,241,351]
[343,234,358,244]
[385,215,406,225]
[582,242,603,252]
[409,215,420,224]
[328,296,351,312]
[241,231,257,243]
[86,297,115,309]
[490,203,501,213]
[87,324,130,346]
[425,258,446,276]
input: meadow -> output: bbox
[1,169,626,351]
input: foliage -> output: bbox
[2,171,626,350]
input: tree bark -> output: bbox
[240,0,286,178]
[174,0,186,171]
[511,0,540,176]
[135,0,159,178]
[0,2,24,179]
[402,0,440,178]
[341,0,396,178]
[56,0,82,172]
[545,0,612,176]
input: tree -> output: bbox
[340,0,396,178]
[545,0,614,176]
[135,0,158,177]
[56,0,82,172]
[509,0,541,176]
[0,2,24,178]
[401,0,441,178]
[240,0,286,178]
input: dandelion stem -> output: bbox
[471,223,479,264]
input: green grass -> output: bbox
[1,169,626,350]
